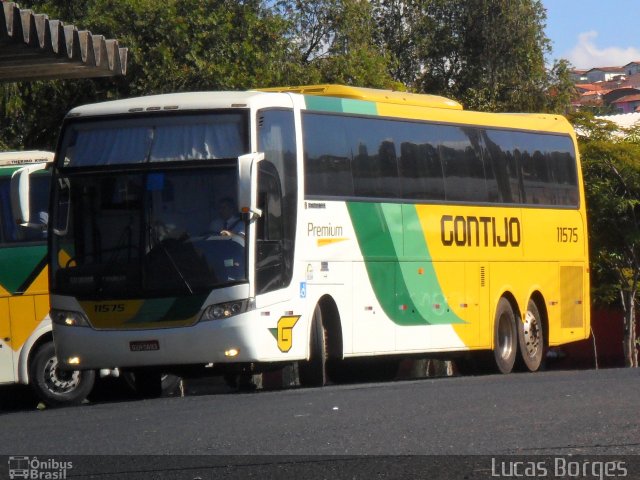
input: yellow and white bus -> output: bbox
[1,151,95,406]
[20,85,589,391]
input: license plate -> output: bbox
[130,340,160,352]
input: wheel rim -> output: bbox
[497,312,514,360]
[522,309,541,358]
[43,356,81,394]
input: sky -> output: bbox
[542,0,640,69]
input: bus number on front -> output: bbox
[557,227,578,243]
[94,303,125,313]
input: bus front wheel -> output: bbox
[29,341,95,407]
[517,299,545,372]
[492,298,518,374]
[298,305,328,387]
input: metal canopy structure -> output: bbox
[0,1,127,82]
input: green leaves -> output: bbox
[2,0,573,151]
[373,0,553,112]
[575,113,640,310]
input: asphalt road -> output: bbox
[1,368,638,479]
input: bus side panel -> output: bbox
[521,208,589,344]
[0,297,14,382]
[351,261,396,354]
[349,202,470,354]
[10,264,50,355]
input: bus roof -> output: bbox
[65,91,282,118]
[63,86,575,136]
[258,84,464,110]
[0,150,54,167]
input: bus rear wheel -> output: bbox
[298,305,328,387]
[517,299,545,372]
[492,298,518,374]
[29,341,95,407]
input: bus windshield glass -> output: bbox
[52,112,250,299]
[52,167,247,298]
[58,112,247,167]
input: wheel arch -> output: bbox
[528,290,549,350]
[314,294,343,360]
[17,321,53,385]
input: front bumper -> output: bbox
[52,312,301,370]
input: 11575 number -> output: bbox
[557,227,578,243]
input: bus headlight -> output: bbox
[200,299,252,322]
[51,309,90,327]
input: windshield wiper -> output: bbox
[158,239,194,294]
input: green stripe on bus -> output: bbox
[0,245,46,294]
[304,96,377,115]
[123,294,208,324]
[347,202,464,326]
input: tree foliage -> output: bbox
[0,0,571,146]
[1,0,398,149]
[573,111,640,367]
[373,0,556,112]
[274,0,396,87]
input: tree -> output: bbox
[546,59,578,114]
[2,0,401,150]
[373,0,553,112]
[275,0,396,88]
[1,0,298,150]
[573,112,640,367]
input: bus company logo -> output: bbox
[270,315,301,353]
[8,456,73,479]
[440,215,521,248]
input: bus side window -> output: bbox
[1,172,50,244]
[482,129,523,204]
[256,161,285,294]
[0,177,17,243]
[439,126,488,203]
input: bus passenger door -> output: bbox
[255,161,285,295]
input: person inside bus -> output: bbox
[209,197,244,237]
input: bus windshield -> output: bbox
[58,112,247,167]
[51,113,250,299]
[52,167,247,298]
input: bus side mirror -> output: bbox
[10,163,46,228]
[237,152,264,220]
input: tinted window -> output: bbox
[257,109,298,292]
[348,117,399,198]
[0,172,50,245]
[439,126,487,202]
[511,131,578,206]
[302,111,578,207]
[303,114,354,197]
[394,120,444,201]
[482,130,524,203]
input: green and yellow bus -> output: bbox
[1,151,95,405]
[18,86,589,391]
